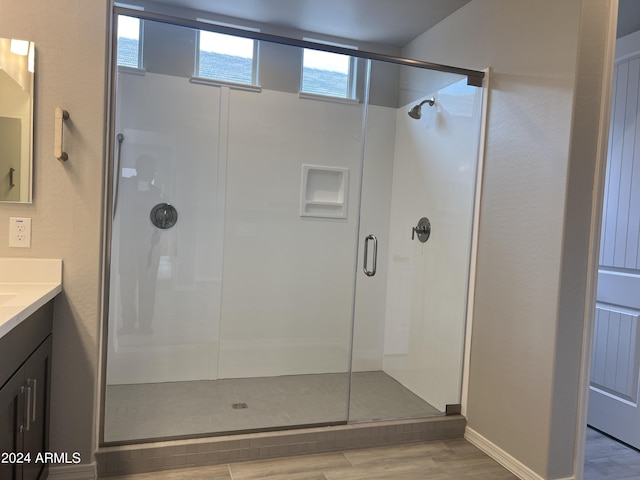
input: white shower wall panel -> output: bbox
[351,105,396,372]
[108,76,399,384]
[383,80,483,411]
[107,71,224,384]
[218,89,368,378]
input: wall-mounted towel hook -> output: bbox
[54,107,69,161]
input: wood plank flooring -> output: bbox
[103,439,517,479]
[100,426,640,479]
[584,427,640,480]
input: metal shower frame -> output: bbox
[99,5,486,446]
[112,6,485,87]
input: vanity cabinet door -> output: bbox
[0,371,26,480]
[0,336,51,480]
[22,336,52,480]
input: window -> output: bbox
[301,46,356,99]
[197,31,257,85]
[116,15,142,68]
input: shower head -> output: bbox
[408,97,436,119]
[408,105,422,119]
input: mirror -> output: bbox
[0,38,34,203]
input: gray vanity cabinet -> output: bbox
[0,370,26,479]
[0,301,53,480]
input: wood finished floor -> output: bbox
[102,426,640,479]
[103,438,518,479]
[584,427,640,480]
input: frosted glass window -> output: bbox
[301,48,356,99]
[117,16,141,68]
[197,31,257,85]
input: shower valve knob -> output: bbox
[412,217,431,243]
[150,203,178,229]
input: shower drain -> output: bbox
[232,403,248,409]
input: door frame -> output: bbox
[575,1,620,479]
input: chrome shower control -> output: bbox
[150,203,178,229]
[412,217,431,243]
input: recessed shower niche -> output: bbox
[300,164,349,218]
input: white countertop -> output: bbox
[0,258,62,339]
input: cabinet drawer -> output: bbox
[0,302,53,389]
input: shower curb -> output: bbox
[96,415,466,477]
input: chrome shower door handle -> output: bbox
[113,133,124,220]
[363,234,378,277]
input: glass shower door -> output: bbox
[349,61,484,422]
[105,56,227,442]
[104,15,368,443]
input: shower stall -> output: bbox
[102,9,486,444]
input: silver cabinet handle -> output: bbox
[29,379,37,422]
[363,234,378,277]
[19,385,26,434]
[25,383,32,431]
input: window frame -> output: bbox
[116,14,144,70]
[300,40,359,101]
[195,28,260,86]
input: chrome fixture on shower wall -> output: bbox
[150,203,178,229]
[408,97,435,119]
[412,217,431,243]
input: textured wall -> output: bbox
[403,0,574,477]
[403,1,615,478]
[553,1,618,478]
[0,0,108,468]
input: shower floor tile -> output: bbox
[104,371,441,443]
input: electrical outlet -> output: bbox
[9,217,31,248]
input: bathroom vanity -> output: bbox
[0,258,62,480]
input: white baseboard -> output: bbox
[464,427,575,480]
[47,462,96,480]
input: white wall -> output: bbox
[106,69,394,381]
[350,103,396,373]
[382,78,483,412]
[104,63,482,394]
[616,28,640,58]
[106,71,224,384]
[402,1,614,478]
[219,88,368,377]
[0,0,108,470]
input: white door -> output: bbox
[588,53,640,449]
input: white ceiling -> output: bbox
[146,0,640,46]
[149,0,472,47]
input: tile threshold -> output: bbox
[97,415,465,477]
